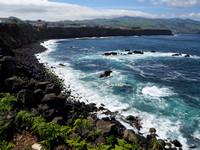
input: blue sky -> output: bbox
[0,0,199,21]
[49,0,200,14]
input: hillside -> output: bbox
[58,17,200,34]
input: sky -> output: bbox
[0,0,200,21]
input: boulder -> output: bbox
[17,89,35,106]
[36,82,49,90]
[95,120,115,136]
[124,49,130,51]
[189,145,197,149]
[149,128,156,134]
[28,78,38,90]
[52,116,65,125]
[41,93,56,106]
[151,51,156,53]
[5,76,25,93]
[126,115,136,121]
[37,104,50,114]
[45,83,61,95]
[103,52,117,56]
[123,129,137,142]
[55,93,67,107]
[99,71,112,78]
[0,56,16,79]
[42,109,57,121]
[172,53,182,56]
[172,140,182,147]
[95,135,106,145]
[128,52,133,55]
[133,51,144,54]
[59,63,65,66]
[33,89,44,103]
[184,54,190,57]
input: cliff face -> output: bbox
[0,24,39,55]
[39,27,172,39]
[0,24,172,55]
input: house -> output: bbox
[0,18,11,23]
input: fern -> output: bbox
[0,140,15,150]
[106,135,116,146]
[92,143,111,150]
[15,110,34,130]
[0,118,9,140]
[0,93,17,112]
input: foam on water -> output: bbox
[37,39,194,150]
[142,86,175,97]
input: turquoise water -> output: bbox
[38,34,200,149]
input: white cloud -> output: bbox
[178,12,200,18]
[151,0,200,8]
[0,0,158,21]
[0,0,199,21]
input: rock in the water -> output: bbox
[99,71,112,78]
[151,51,156,53]
[172,140,182,147]
[123,129,137,142]
[128,52,133,55]
[185,54,190,57]
[59,63,65,66]
[172,53,182,56]
[17,89,35,106]
[103,52,117,56]
[124,49,130,51]
[133,51,144,54]
[189,145,197,149]
[126,115,136,121]
[149,128,156,134]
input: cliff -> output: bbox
[0,23,172,55]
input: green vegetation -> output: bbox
[14,110,146,150]
[0,118,15,149]
[58,17,200,34]
[0,93,161,150]
[45,68,64,90]
[0,93,17,112]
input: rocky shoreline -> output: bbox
[0,38,186,149]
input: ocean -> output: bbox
[37,34,200,149]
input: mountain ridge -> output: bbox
[57,16,200,34]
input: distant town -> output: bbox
[0,17,141,30]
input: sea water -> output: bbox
[37,34,200,149]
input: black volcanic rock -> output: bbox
[172,53,182,56]
[133,51,144,54]
[17,89,35,106]
[103,52,117,56]
[99,71,112,78]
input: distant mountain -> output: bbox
[57,17,200,34]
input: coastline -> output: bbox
[36,38,188,149]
